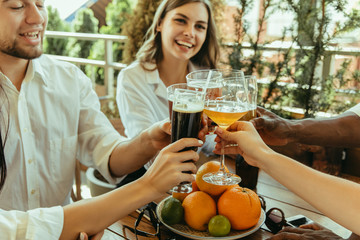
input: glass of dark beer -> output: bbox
[171,88,204,193]
[237,75,259,190]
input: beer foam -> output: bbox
[173,103,203,113]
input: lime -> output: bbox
[161,197,184,225]
[208,215,231,237]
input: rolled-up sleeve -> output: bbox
[0,206,64,240]
[347,103,360,117]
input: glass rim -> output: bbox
[187,69,244,78]
[166,83,188,91]
[173,87,204,95]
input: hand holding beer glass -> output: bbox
[170,88,204,193]
[201,69,249,186]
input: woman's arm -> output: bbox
[61,137,202,239]
[214,122,360,235]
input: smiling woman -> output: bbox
[116,0,220,186]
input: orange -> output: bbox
[172,181,199,202]
[196,161,236,197]
[218,187,261,230]
[172,192,190,202]
[192,180,199,192]
[182,191,217,231]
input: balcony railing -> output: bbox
[45,31,128,101]
[45,31,360,102]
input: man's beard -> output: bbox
[0,38,43,60]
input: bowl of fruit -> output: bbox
[156,161,265,239]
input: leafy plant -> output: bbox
[228,0,360,117]
[67,8,99,73]
[87,0,132,85]
[44,6,70,55]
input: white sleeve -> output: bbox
[116,68,161,139]
[75,67,127,184]
[0,206,64,240]
[347,103,360,117]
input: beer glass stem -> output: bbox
[219,140,226,173]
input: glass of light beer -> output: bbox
[201,69,249,186]
[171,88,204,193]
[237,75,259,190]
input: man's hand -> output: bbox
[198,114,209,142]
[268,223,343,240]
[148,115,208,152]
[250,107,294,146]
[78,231,104,240]
[147,119,172,151]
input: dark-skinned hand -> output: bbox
[267,223,343,240]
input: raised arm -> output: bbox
[251,107,360,147]
[108,120,172,177]
[61,137,202,240]
[213,122,360,235]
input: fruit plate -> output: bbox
[156,196,265,240]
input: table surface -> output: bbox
[102,159,352,240]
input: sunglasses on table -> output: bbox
[259,195,299,234]
[107,202,168,240]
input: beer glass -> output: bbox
[186,70,223,100]
[237,75,259,190]
[202,69,249,186]
[241,75,258,121]
[171,88,204,193]
[186,70,223,132]
[166,83,189,119]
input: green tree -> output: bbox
[287,0,360,116]
[87,0,132,85]
[67,8,99,61]
[229,0,360,117]
[121,0,161,64]
[44,6,70,55]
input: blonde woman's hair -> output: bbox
[136,0,219,71]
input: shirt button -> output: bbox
[31,189,36,195]
[28,159,33,164]
[23,128,28,133]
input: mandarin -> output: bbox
[182,191,217,231]
[192,180,199,192]
[196,161,236,197]
[218,186,261,230]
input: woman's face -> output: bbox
[157,2,208,63]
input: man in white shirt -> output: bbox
[0,1,200,239]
